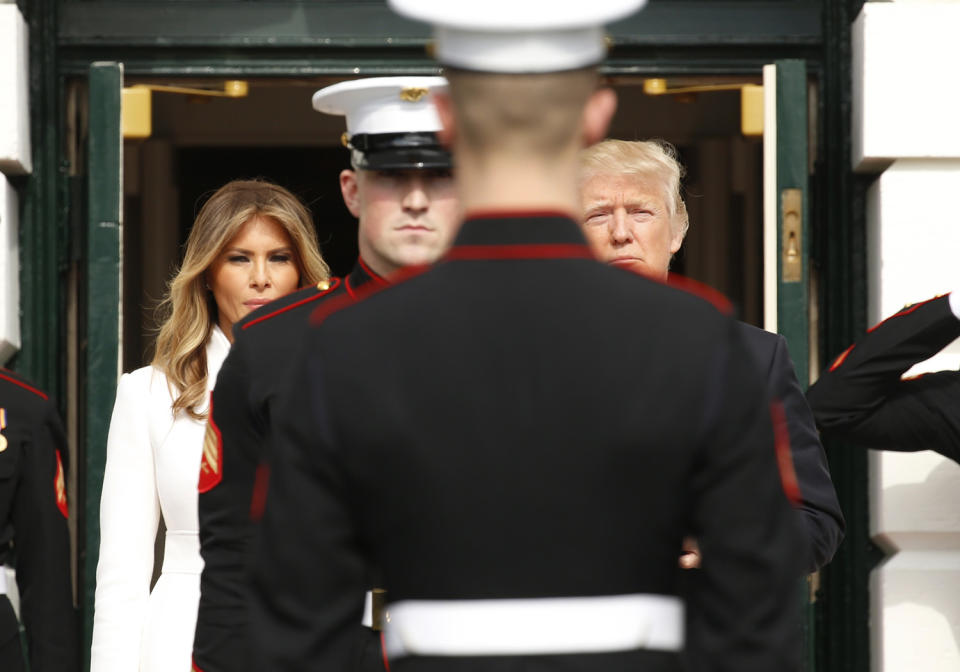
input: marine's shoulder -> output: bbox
[236,278,345,337]
[0,369,53,419]
[734,320,781,348]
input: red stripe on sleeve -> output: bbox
[770,400,802,506]
[249,462,270,522]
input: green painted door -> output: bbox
[84,61,123,671]
[763,59,815,669]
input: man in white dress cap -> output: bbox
[252,3,803,671]
[193,76,458,672]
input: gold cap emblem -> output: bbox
[400,87,429,102]
[317,279,331,291]
[341,132,351,148]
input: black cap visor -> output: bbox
[349,132,452,171]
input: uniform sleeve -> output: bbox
[12,397,79,672]
[807,294,960,464]
[766,335,845,572]
[687,322,804,672]
[194,341,261,672]
[90,373,162,672]
[250,346,367,672]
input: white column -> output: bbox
[0,5,29,363]
[855,4,960,671]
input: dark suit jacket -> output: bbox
[737,323,844,572]
[807,294,960,464]
[252,214,803,672]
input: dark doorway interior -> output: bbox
[177,146,359,278]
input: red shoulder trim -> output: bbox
[0,371,49,400]
[464,208,578,221]
[666,274,733,316]
[191,658,206,672]
[770,400,802,506]
[445,243,592,262]
[241,278,343,331]
[310,265,428,328]
[866,294,947,333]
[827,343,855,372]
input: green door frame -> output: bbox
[83,62,123,670]
[15,2,868,671]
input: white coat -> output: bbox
[91,326,230,672]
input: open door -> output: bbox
[83,61,123,669]
[763,59,816,668]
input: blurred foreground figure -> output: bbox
[193,78,457,672]
[252,2,804,671]
[808,292,960,463]
[578,139,844,572]
[0,369,78,672]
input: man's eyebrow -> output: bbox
[584,199,613,209]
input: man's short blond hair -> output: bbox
[579,139,689,240]
[445,67,598,159]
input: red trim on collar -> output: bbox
[240,278,342,331]
[463,208,578,222]
[445,243,592,261]
[357,256,390,287]
[0,371,49,400]
[666,274,733,316]
[866,294,946,333]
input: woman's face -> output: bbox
[206,215,301,340]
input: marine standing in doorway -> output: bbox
[192,76,460,672]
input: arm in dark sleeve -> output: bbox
[767,335,844,572]
[194,340,262,672]
[250,345,367,672]
[688,323,803,672]
[807,294,960,463]
[13,398,79,672]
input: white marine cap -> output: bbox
[312,76,451,170]
[388,0,648,73]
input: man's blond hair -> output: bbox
[445,68,598,159]
[579,139,689,239]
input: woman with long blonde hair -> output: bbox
[91,179,329,672]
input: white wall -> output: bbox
[855,4,960,671]
[0,4,28,364]
[0,176,19,363]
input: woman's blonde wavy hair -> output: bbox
[152,179,330,419]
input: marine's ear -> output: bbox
[582,87,617,147]
[432,90,456,149]
[339,169,362,218]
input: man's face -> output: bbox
[579,172,684,282]
[340,168,460,277]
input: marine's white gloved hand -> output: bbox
[949,291,960,321]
